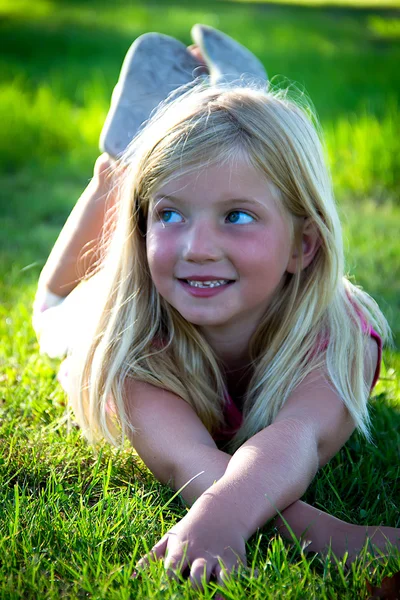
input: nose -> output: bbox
[181,219,223,262]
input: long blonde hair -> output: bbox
[68,82,390,451]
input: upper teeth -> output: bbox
[187,280,230,288]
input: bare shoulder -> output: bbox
[124,377,183,409]
[123,377,216,446]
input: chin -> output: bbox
[179,312,231,328]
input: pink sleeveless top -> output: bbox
[213,327,382,444]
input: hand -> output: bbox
[135,495,247,590]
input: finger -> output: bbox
[135,536,169,570]
[214,560,236,586]
[164,552,189,582]
[189,557,214,591]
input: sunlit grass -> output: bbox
[1,291,399,598]
[325,101,400,202]
[340,199,400,342]
[0,81,106,171]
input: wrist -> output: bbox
[193,486,252,541]
[172,447,231,505]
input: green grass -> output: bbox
[1,0,400,597]
[1,300,400,598]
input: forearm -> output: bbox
[171,430,370,556]
[192,419,319,540]
[171,444,230,505]
[274,500,355,555]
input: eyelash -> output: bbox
[157,209,255,225]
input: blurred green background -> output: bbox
[1,0,399,343]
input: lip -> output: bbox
[177,275,235,281]
[178,279,234,298]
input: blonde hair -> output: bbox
[68,82,391,451]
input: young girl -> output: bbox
[33,32,399,589]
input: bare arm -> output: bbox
[126,337,377,504]
[130,370,353,584]
[124,378,230,505]
[193,365,356,542]
[130,338,380,582]
[178,337,378,544]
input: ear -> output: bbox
[286,218,320,274]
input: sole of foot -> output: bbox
[191,24,267,86]
[99,32,202,159]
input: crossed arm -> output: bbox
[126,339,378,586]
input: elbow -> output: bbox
[298,420,320,482]
[154,463,175,488]
[130,443,175,488]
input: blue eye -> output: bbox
[159,209,182,224]
[227,211,254,224]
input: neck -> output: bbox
[199,325,254,372]
[199,325,256,408]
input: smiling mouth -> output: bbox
[179,279,235,288]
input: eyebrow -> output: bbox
[152,194,264,208]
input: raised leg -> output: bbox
[37,153,117,299]
[35,40,205,303]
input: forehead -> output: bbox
[151,158,281,210]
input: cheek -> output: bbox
[146,231,176,277]
[238,231,291,271]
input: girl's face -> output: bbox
[146,159,296,341]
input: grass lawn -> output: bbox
[1,0,399,597]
